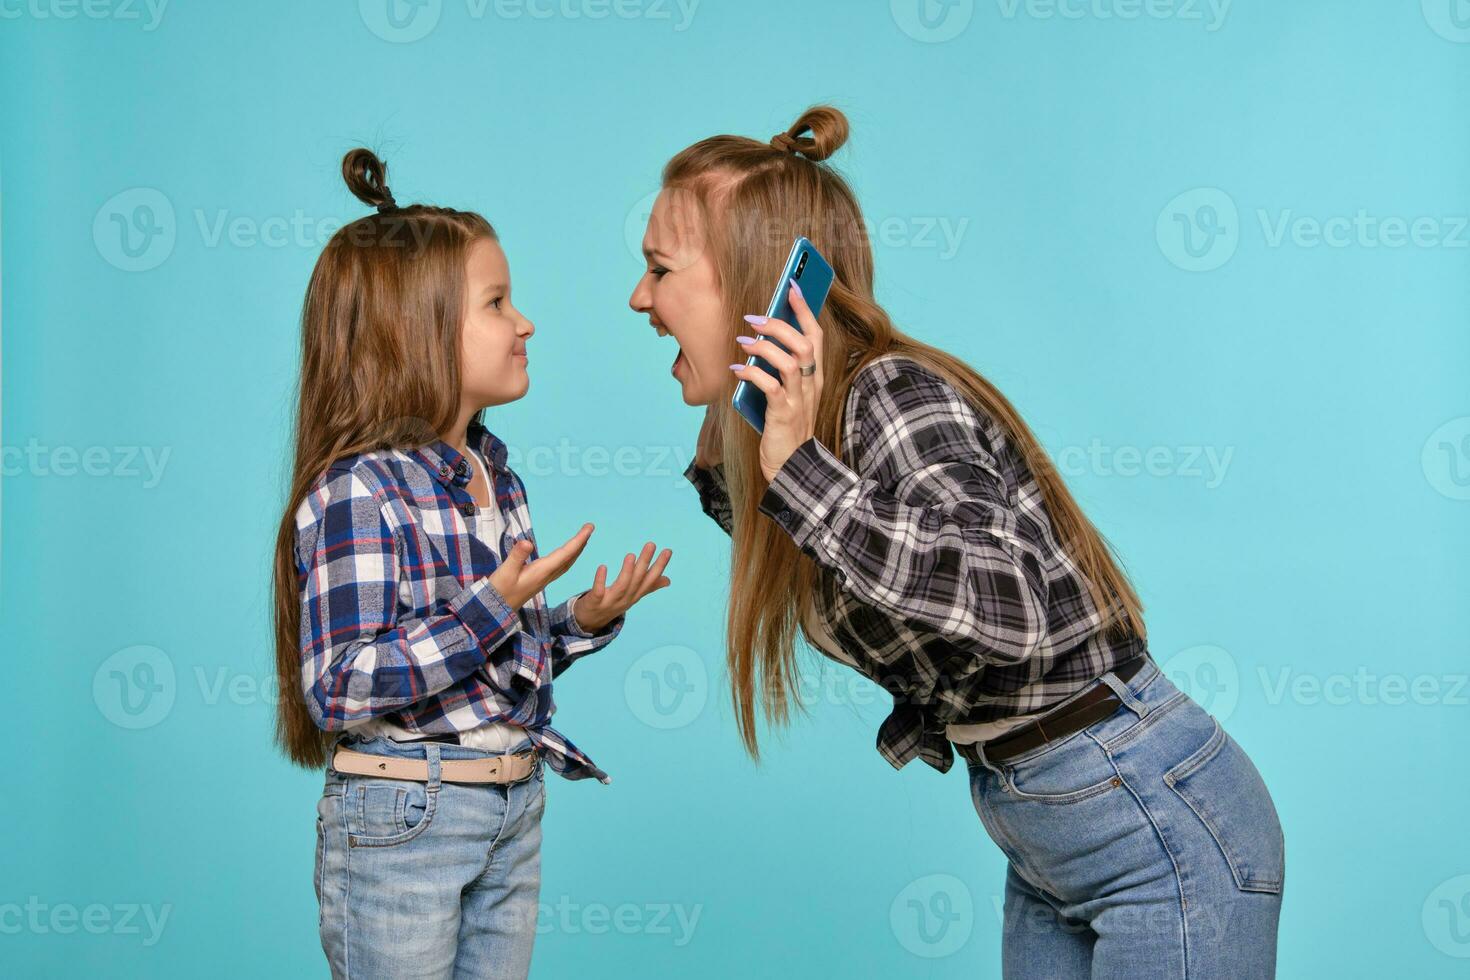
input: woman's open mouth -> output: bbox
[671,348,686,378]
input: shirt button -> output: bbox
[438,466,452,480]
[778,509,793,523]
[461,503,475,517]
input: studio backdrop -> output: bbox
[2,1,1467,977]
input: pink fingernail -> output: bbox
[789,277,803,297]
[743,314,768,325]
[728,363,745,371]
[735,335,757,345]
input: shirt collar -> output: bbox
[412,417,509,490]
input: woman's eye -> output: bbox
[650,266,669,279]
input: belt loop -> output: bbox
[1098,668,1148,719]
[425,743,443,790]
[968,740,1012,790]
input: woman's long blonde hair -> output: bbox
[272,148,496,769]
[662,106,1146,758]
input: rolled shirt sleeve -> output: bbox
[546,592,625,678]
[683,458,734,535]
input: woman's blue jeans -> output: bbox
[314,732,545,980]
[967,657,1285,979]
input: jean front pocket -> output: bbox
[1164,718,1285,894]
[1001,728,1122,805]
[346,778,436,848]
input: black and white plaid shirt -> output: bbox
[685,353,1146,774]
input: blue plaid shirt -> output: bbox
[294,418,624,782]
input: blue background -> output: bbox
[3,1,1468,976]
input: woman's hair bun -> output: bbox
[769,105,849,163]
[341,147,398,211]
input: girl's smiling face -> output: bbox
[461,237,535,408]
[628,188,731,407]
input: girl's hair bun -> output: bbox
[769,105,849,162]
[341,147,398,211]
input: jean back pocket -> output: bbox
[1165,719,1285,894]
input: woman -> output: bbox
[273,149,672,979]
[629,106,1284,978]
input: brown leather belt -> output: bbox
[956,656,1148,766]
[331,744,538,785]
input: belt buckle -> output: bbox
[504,750,539,785]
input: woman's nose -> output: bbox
[629,275,651,313]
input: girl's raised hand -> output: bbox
[571,541,673,632]
[727,278,823,483]
[489,523,595,610]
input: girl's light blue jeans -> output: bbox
[966,657,1285,979]
[314,730,545,980]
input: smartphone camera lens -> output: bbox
[795,252,808,278]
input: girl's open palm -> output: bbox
[489,523,596,610]
[572,541,673,632]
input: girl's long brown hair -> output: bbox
[272,148,496,768]
[662,106,1147,758]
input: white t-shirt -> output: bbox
[349,446,525,752]
[799,596,1042,745]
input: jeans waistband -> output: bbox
[957,655,1158,768]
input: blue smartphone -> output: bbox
[731,237,834,434]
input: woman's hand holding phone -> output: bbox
[728,279,824,482]
[571,542,673,632]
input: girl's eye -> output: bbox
[489,297,504,311]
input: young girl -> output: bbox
[273,148,672,980]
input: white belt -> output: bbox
[331,744,537,785]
